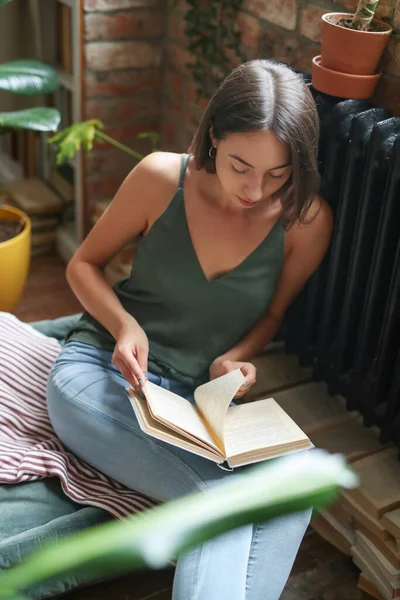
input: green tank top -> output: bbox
[66,154,285,387]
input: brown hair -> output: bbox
[188,59,320,228]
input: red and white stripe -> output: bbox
[0,313,156,519]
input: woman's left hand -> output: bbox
[209,358,257,398]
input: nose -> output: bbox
[244,177,264,202]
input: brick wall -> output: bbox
[162,0,400,151]
[81,0,399,207]
[83,0,166,217]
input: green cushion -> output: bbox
[30,313,83,343]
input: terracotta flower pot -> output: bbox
[321,12,392,76]
[312,55,381,99]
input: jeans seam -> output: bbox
[191,543,204,600]
[245,524,261,597]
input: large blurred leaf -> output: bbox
[0,450,357,600]
[0,0,13,5]
[0,108,61,133]
[0,60,59,95]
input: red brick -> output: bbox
[85,147,137,175]
[85,68,162,97]
[244,0,297,31]
[260,26,319,73]
[84,0,163,10]
[184,80,210,107]
[84,10,165,41]
[94,120,160,147]
[168,0,189,11]
[333,0,357,12]
[85,94,160,125]
[86,174,121,200]
[185,82,196,105]
[300,5,326,43]
[237,12,261,52]
[380,35,400,78]
[199,94,209,110]
[183,108,201,141]
[162,97,182,119]
[86,134,154,174]
[164,71,183,102]
[375,0,394,20]
[224,46,244,68]
[85,41,161,70]
[161,118,180,150]
[372,73,400,115]
[165,42,194,75]
[168,10,187,43]
[161,100,198,152]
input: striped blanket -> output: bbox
[0,312,156,519]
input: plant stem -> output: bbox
[95,130,144,161]
[351,0,378,30]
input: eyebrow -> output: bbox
[228,154,291,171]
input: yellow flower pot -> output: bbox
[0,204,31,312]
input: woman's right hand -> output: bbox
[112,316,149,391]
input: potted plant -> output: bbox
[311,0,393,99]
[0,0,60,312]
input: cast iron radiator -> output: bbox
[284,84,400,451]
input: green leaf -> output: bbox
[0,0,13,5]
[48,119,103,165]
[0,107,60,133]
[0,60,59,95]
[0,451,357,599]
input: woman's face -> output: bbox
[211,129,292,209]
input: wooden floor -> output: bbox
[13,253,370,600]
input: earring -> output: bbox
[208,146,216,158]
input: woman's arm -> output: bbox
[66,152,176,338]
[217,195,333,364]
[65,152,179,384]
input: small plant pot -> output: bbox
[321,12,392,76]
[312,55,381,99]
[0,204,31,312]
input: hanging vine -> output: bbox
[183,0,246,99]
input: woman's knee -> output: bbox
[46,367,219,502]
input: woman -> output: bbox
[47,59,332,599]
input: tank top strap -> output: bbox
[178,153,191,189]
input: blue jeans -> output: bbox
[46,342,312,600]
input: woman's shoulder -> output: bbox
[121,152,188,230]
[302,194,332,229]
[285,194,333,254]
[133,151,184,192]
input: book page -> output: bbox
[194,369,245,451]
[142,381,221,453]
[224,397,310,459]
[129,392,223,463]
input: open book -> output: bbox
[128,369,313,468]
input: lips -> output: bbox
[237,195,257,207]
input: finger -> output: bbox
[240,363,257,387]
[118,348,145,386]
[135,345,148,381]
[113,357,139,389]
[221,360,235,373]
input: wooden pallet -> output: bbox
[253,350,400,600]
